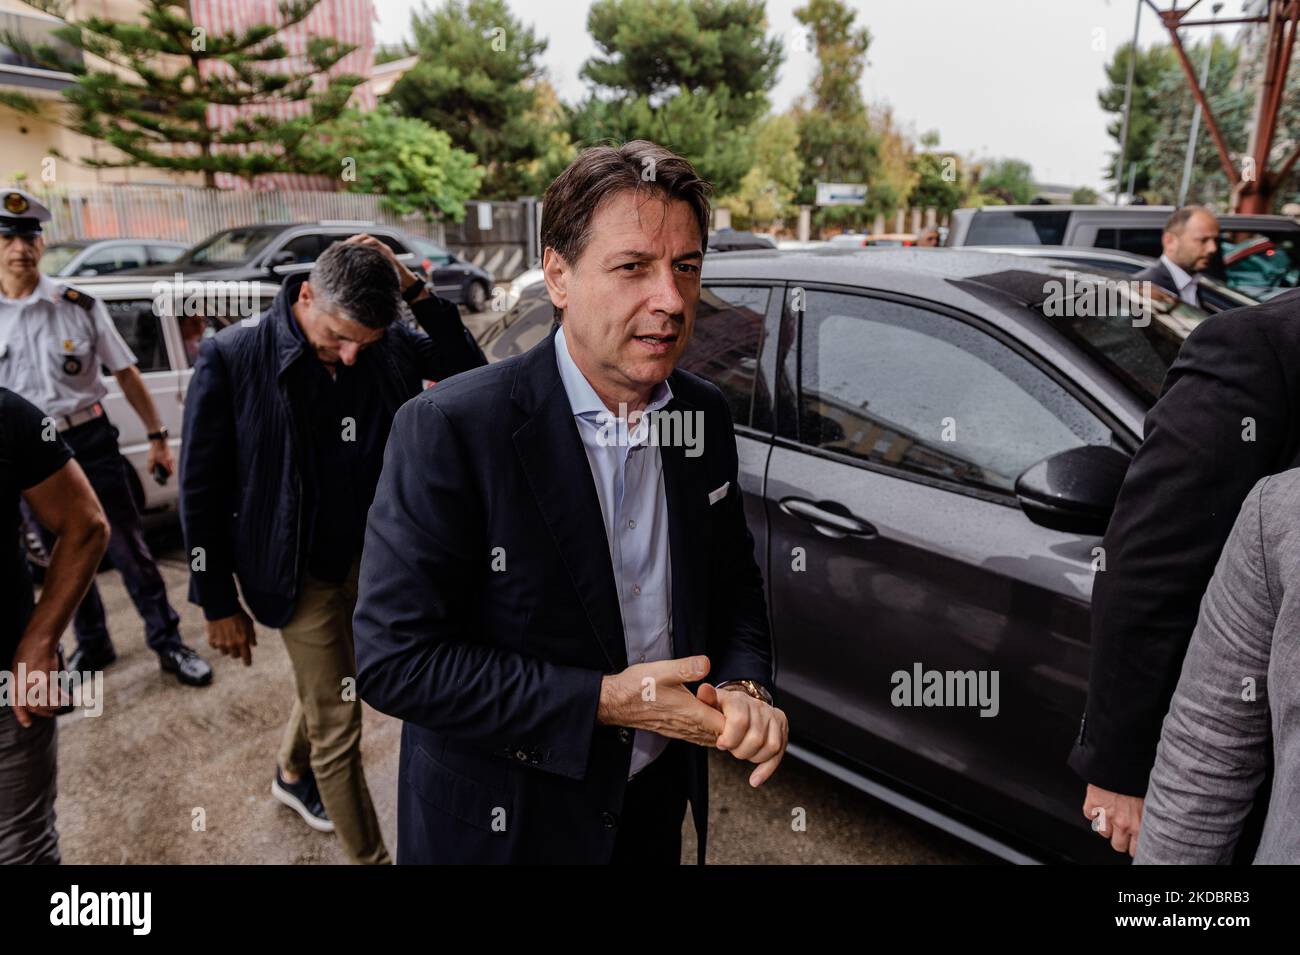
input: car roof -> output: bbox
[704,245,1103,282]
[963,244,1155,264]
[957,205,1299,226]
[701,247,1150,338]
[63,276,280,298]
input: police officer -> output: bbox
[0,189,211,686]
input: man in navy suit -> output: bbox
[354,140,785,864]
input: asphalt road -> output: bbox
[50,529,988,864]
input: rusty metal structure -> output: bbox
[1147,0,1299,212]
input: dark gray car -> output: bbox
[479,247,1215,863]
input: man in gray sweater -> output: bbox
[1137,469,1300,864]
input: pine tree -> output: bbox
[0,0,363,187]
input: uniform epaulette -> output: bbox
[61,286,96,311]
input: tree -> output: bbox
[580,0,781,129]
[1071,186,1100,205]
[1098,41,1179,197]
[568,0,783,197]
[716,112,802,229]
[789,0,879,231]
[306,104,483,221]
[975,158,1036,205]
[909,152,965,218]
[866,104,918,221]
[0,0,363,187]
[1144,38,1248,206]
[384,0,556,199]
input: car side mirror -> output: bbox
[268,250,297,270]
[1014,445,1130,536]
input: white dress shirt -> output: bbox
[1160,254,1200,308]
[554,325,674,777]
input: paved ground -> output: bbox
[52,530,987,864]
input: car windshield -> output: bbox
[1218,229,1300,298]
[971,266,1208,406]
[412,238,449,258]
[182,226,281,265]
[1043,270,1207,404]
[39,244,83,275]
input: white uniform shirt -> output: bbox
[0,274,136,418]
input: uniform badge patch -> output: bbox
[62,355,82,375]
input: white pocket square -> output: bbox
[708,481,730,505]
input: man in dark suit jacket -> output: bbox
[353,141,784,864]
[1131,205,1219,309]
[181,237,485,863]
[1071,284,1300,857]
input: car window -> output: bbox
[791,290,1113,494]
[1031,273,1198,405]
[177,296,276,367]
[39,244,82,275]
[375,234,409,255]
[965,210,1070,246]
[186,227,280,265]
[1220,229,1300,296]
[1093,227,1163,259]
[79,244,147,275]
[677,285,768,428]
[414,239,452,265]
[279,234,322,264]
[105,299,169,372]
[148,245,185,265]
[481,289,555,362]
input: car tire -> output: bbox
[466,280,489,312]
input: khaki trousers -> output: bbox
[277,560,390,864]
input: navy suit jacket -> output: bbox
[353,328,773,864]
[1133,260,1179,298]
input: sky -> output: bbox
[373,0,1253,193]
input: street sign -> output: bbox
[815,182,867,206]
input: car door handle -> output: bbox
[778,497,878,539]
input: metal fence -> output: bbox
[8,184,446,246]
[444,199,540,280]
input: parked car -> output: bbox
[947,204,1300,300]
[113,221,467,299]
[827,232,872,248]
[501,267,545,312]
[707,229,777,252]
[40,238,186,278]
[962,244,1259,313]
[64,276,277,514]
[479,247,1228,863]
[406,234,495,312]
[863,233,918,247]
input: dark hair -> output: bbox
[1165,205,1215,235]
[540,140,712,320]
[308,241,402,329]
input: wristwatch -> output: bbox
[146,427,169,441]
[402,279,431,304]
[716,679,773,706]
